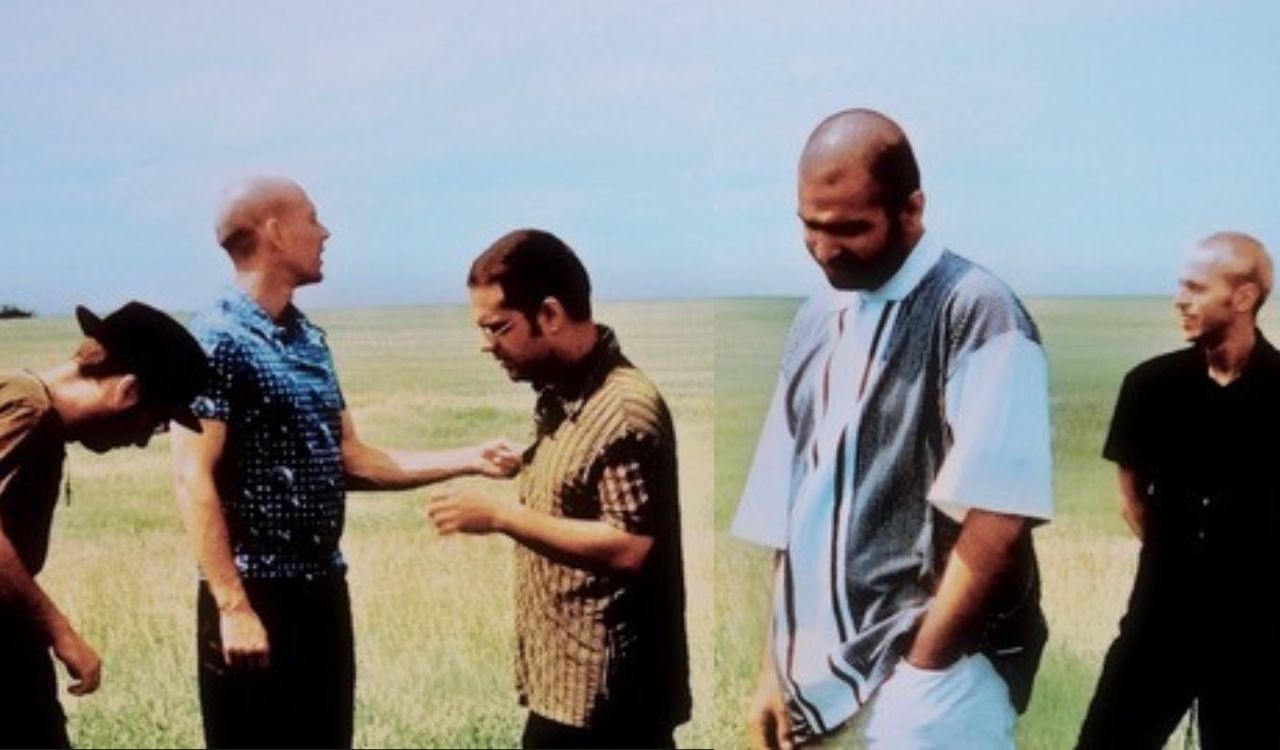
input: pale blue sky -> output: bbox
[715,1,1280,297]
[2,2,1277,313]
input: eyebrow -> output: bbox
[798,214,873,234]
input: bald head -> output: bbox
[800,108,920,212]
[1190,231,1273,313]
[215,176,307,259]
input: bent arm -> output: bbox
[428,490,654,575]
[498,504,654,575]
[340,410,518,491]
[905,509,1029,670]
[1117,465,1146,541]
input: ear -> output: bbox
[1234,281,1261,314]
[538,297,568,333]
[109,373,142,411]
[262,216,284,251]
[900,189,925,233]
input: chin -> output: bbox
[80,438,117,454]
[824,269,873,291]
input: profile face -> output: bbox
[1174,253,1238,345]
[797,167,906,291]
[77,401,165,453]
[469,283,551,383]
[275,188,330,286]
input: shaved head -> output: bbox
[1191,231,1273,313]
[215,176,307,258]
[799,108,920,212]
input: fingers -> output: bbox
[480,438,524,476]
[772,707,794,750]
[747,708,792,750]
[424,497,460,535]
[747,673,792,750]
[223,643,271,670]
[220,610,271,671]
[65,657,102,696]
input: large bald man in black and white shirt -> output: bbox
[734,109,1054,749]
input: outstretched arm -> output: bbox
[340,410,521,491]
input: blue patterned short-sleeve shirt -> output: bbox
[188,286,347,579]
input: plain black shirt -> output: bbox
[1104,332,1280,622]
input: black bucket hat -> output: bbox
[75,301,209,432]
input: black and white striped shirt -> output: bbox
[732,234,1054,740]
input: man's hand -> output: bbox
[51,627,102,696]
[219,602,270,670]
[426,491,511,535]
[747,665,792,750]
[468,438,523,479]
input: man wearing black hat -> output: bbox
[0,301,208,748]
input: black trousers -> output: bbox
[521,712,676,749]
[197,575,355,749]
[1077,605,1280,749]
[0,617,70,749]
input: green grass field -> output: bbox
[0,301,713,749]
[10,296,1274,749]
[715,296,1280,750]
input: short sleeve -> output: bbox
[927,330,1054,523]
[0,381,44,465]
[731,373,793,549]
[595,433,667,536]
[190,336,240,422]
[1102,369,1142,468]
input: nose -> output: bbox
[320,223,331,241]
[480,337,495,355]
[808,233,842,265]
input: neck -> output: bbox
[36,361,96,433]
[558,322,600,369]
[235,268,295,321]
[1203,323,1256,385]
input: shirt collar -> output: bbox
[825,231,945,311]
[533,325,625,436]
[218,285,307,340]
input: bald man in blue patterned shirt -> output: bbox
[171,176,521,749]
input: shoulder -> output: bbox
[0,372,52,426]
[780,293,833,373]
[916,252,1040,348]
[1125,348,1195,387]
[941,255,1032,324]
[598,365,672,440]
[188,305,249,359]
[0,372,55,452]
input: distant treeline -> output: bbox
[0,304,34,319]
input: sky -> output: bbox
[2,2,1278,314]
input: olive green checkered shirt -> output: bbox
[514,326,691,729]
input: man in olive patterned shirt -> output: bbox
[429,229,691,749]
